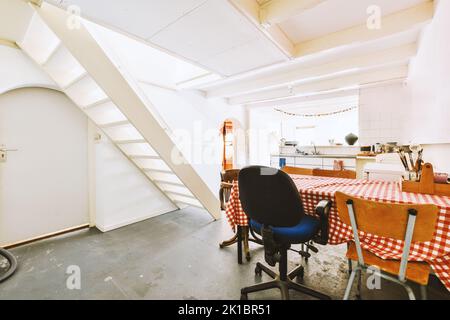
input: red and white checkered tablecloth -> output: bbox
[225,174,450,291]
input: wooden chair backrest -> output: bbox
[313,168,356,179]
[221,169,240,183]
[335,192,439,242]
[220,169,240,210]
[281,166,314,176]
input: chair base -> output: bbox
[241,262,331,300]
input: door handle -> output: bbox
[0,148,18,152]
[0,147,18,162]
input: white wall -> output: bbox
[405,0,450,173]
[421,144,450,175]
[0,87,89,245]
[94,134,177,232]
[248,95,359,165]
[407,0,450,145]
[0,45,56,95]
[359,82,410,146]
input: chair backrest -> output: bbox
[281,166,314,176]
[220,169,240,210]
[221,169,240,183]
[335,191,438,281]
[335,192,438,242]
[238,166,305,227]
[313,168,356,179]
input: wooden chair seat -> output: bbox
[346,243,431,285]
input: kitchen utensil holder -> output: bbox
[402,163,450,196]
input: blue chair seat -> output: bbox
[250,215,320,244]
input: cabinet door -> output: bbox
[323,158,356,170]
[285,157,295,165]
[294,157,323,168]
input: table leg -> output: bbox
[219,232,238,248]
[243,226,251,261]
[237,226,243,264]
[219,225,263,264]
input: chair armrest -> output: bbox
[313,200,332,245]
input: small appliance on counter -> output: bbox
[279,140,298,154]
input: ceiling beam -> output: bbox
[295,1,434,58]
[228,64,409,105]
[0,38,18,49]
[260,0,326,25]
[206,43,416,98]
[246,88,360,109]
[229,0,295,58]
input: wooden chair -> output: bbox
[335,192,439,300]
[313,168,356,179]
[281,166,314,176]
[219,169,240,210]
[219,169,263,263]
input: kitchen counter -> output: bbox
[270,154,357,171]
[273,154,357,159]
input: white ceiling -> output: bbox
[0,0,34,42]
[280,0,429,43]
[84,20,211,89]
[23,0,435,105]
[47,0,286,76]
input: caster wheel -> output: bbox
[240,293,248,300]
[255,265,262,276]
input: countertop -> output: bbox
[272,154,357,159]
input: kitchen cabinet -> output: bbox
[271,155,356,170]
[295,157,322,169]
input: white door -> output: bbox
[0,88,89,246]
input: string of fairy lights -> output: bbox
[274,106,358,118]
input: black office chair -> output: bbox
[238,166,332,300]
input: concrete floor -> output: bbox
[1,207,449,300]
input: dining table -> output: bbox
[225,174,450,292]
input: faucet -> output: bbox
[311,142,319,155]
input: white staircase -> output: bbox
[18,2,220,219]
